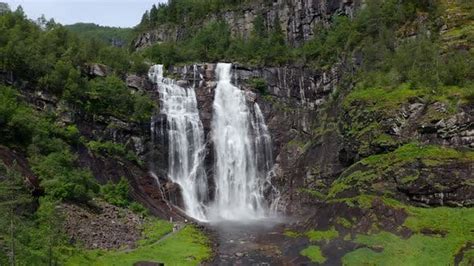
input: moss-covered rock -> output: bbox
[329,143,474,206]
[341,84,473,162]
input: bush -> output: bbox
[0,86,39,147]
[249,78,268,95]
[31,150,98,202]
[101,177,130,207]
[129,202,149,215]
[85,76,155,122]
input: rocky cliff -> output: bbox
[134,0,360,49]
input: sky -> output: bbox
[4,0,166,28]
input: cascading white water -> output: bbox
[210,63,276,221]
[149,65,208,221]
[149,63,278,222]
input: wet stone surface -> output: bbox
[205,219,312,266]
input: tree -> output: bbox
[150,4,158,25]
[0,162,33,265]
[140,10,151,28]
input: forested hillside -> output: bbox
[64,23,134,47]
[0,0,473,265]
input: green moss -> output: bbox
[66,220,211,266]
[328,143,474,198]
[342,83,474,157]
[341,197,474,266]
[343,232,459,266]
[298,188,326,199]
[336,217,353,229]
[343,84,421,114]
[306,227,339,242]
[287,138,312,151]
[300,245,326,264]
[284,229,302,238]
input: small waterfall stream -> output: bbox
[149,63,278,222]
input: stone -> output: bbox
[86,63,111,77]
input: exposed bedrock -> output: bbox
[134,0,361,49]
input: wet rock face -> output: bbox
[164,63,342,209]
[134,0,361,49]
[395,161,474,207]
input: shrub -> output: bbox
[129,202,149,215]
[101,177,130,207]
[31,150,98,202]
[249,78,268,95]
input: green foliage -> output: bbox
[249,77,268,94]
[84,76,155,122]
[0,10,155,122]
[66,221,211,266]
[87,140,126,157]
[31,150,98,202]
[300,245,326,264]
[129,202,149,216]
[138,0,255,30]
[299,16,357,68]
[0,86,38,146]
[100,177,148,214]
[145,16,291,66]
[0,166,69,265]
[101,177,130,207]
[0,162,34,265]
[64,23,134,47]
[86,139,142,165]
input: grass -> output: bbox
[341,196,474,266]
[284,229,302,238]
[65,220,211,266]
[300,245,326,264]
[138,219,173,246]
[343,84,422,114]
[460,249,474,266]
[306,227,339,242]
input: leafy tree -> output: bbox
[31,150,98,202]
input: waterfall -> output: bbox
[210,63,276,221]
[149,65,209,221]
[149,63,279,222]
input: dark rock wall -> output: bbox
[134,0,361,49]
[162,63,344,211]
